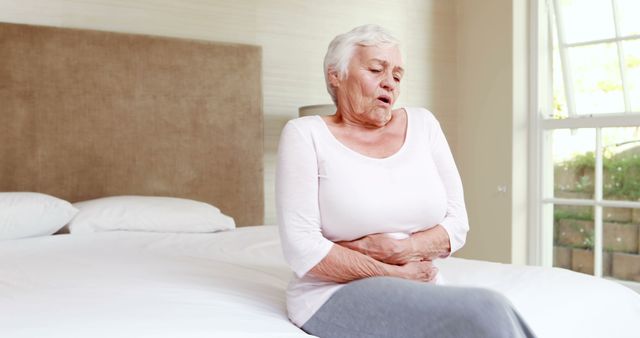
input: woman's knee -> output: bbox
[473,288,513,309]
[457,288,528,338]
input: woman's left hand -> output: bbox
[337,233,422,265]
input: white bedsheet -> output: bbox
[0,226,309,338]
[436,256,640,337]
[1,225,639,338]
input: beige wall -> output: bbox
[454,0,528,264]
[0,0,458,226]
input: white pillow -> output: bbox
[68,195,235,234]
[0,192,78,240]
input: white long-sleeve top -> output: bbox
[276,107,469,327]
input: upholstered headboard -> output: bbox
[0,22,263,226]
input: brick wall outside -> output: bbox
[553,163,640,282]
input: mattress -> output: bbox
[1,225,639,338]
[0,226,308,338]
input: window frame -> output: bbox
[529,0,640,292]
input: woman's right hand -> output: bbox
[394,260,438,282]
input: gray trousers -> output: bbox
[302,277,536,338]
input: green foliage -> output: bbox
[565,152,595,170]
[559,150,640,200]
[627,55,640,69]
[554,209,593,222]
[581,228,594,249]
[552,94,565,118]
[555,149,640,253]
[597,80,623,93]
[603,153,640,200]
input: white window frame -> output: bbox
[529,0,640,292]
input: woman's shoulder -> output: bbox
[403,107,441,126]
[280,116,325,144]
[283,116,323,133]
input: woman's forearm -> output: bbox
[411,225,451,260]
[333,225,452,266]
[308,244,397,283]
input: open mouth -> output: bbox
[377,95,391,105]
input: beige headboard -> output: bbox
[0,23,263,226]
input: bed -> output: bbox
[1,22,639,338]
[2,225,639,338]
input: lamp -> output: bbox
[298,104,336,117]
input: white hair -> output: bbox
[323,24,400,105]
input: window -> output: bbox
[532,0,640,290]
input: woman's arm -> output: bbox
[426,111,469,256]
[277,121,333,278]
[337,225,450,265]
[410,225,451,259]
[309,244,438,283]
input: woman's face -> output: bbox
[331,44,404,127]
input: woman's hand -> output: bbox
[412,225,452,260]
[394,260,439,282]
[337,233,421,265]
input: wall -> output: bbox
[454,0,528,264]
[0,0,458,226]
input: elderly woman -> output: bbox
[276,25,534,338]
